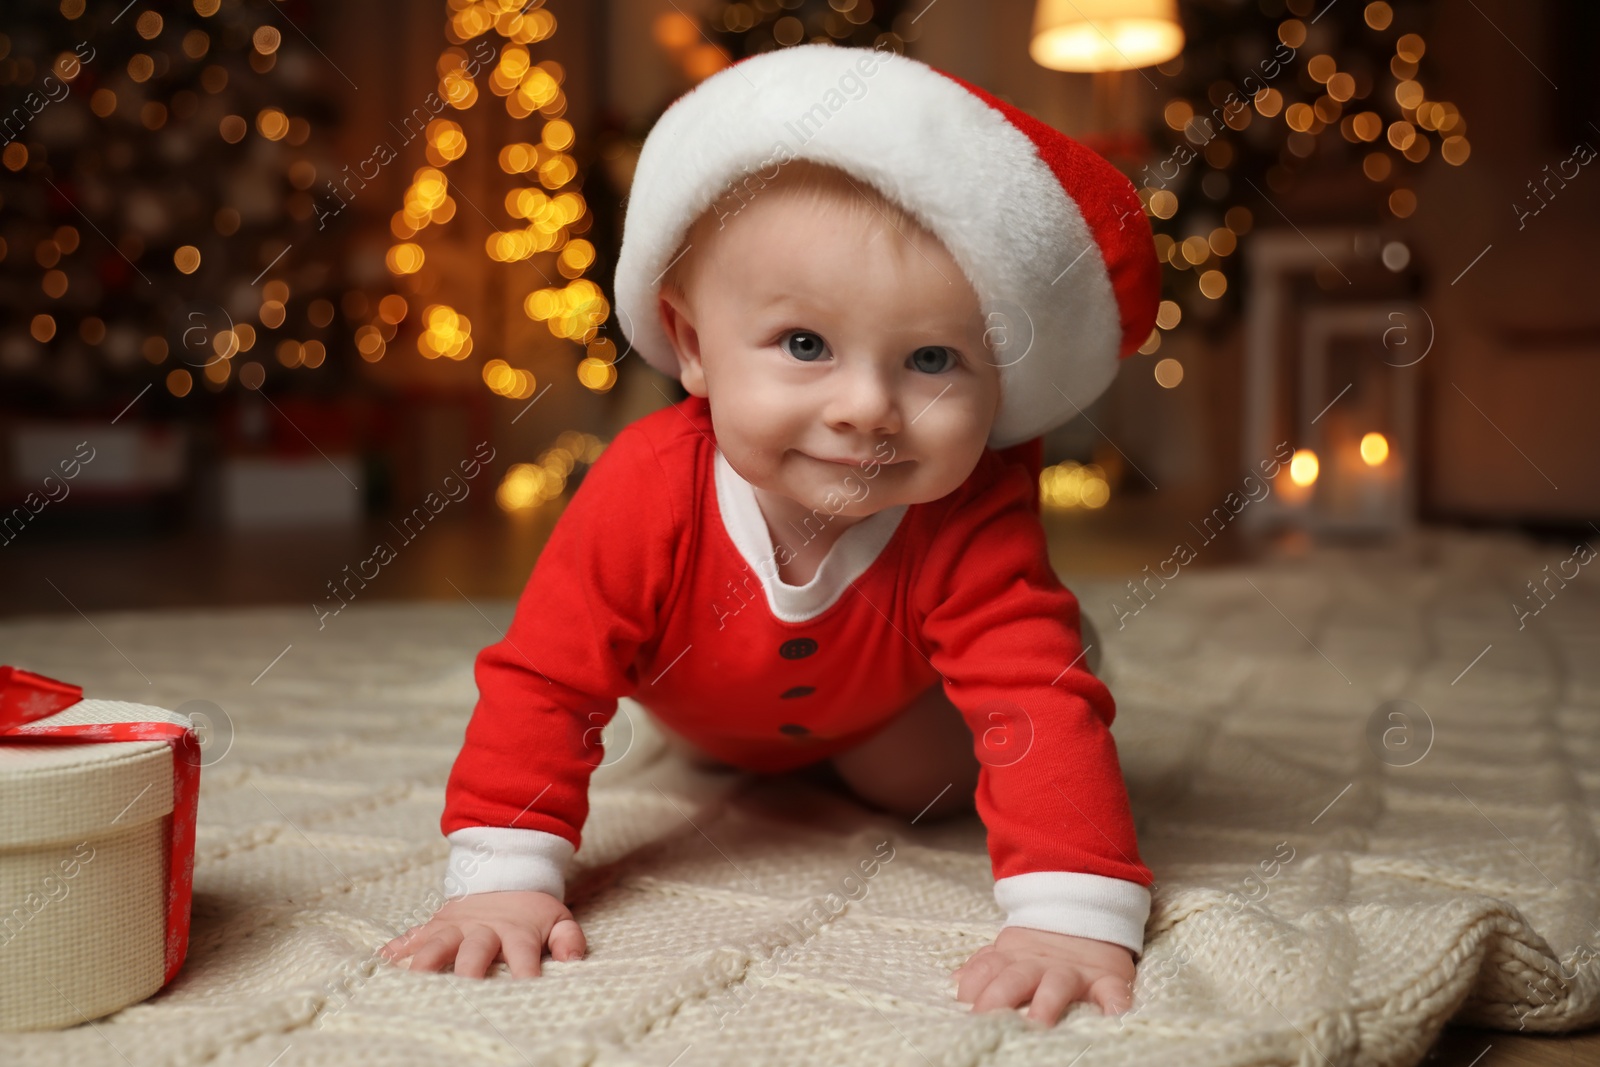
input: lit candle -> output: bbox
[1354,432,1401,525]
[1276,447,1319,510]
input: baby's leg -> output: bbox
[828,683,980,822]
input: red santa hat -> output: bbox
[613,42,1161,450]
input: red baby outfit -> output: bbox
[441,394,1154,954]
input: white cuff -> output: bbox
[994,871,1151,958]
[443,826,576,901]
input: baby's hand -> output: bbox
[378,890,585,979]
[952,926,1135,1026]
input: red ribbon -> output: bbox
[0,666,84,731]
[0,666,197,986]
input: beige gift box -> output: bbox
[0,698,198,1032]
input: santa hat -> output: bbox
[612,42,1161,450]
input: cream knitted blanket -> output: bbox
[4,526,1597,1066]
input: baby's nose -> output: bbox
[825,369,902,436]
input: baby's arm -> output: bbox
[917,461,1153,1023]
[383,424,681,978]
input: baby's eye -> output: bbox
[909,346,956,374]
[779,330,828,362]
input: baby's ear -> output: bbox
[657,288,707,396]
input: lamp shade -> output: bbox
[1030,0,1185,72]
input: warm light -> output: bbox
[576,355,617,392]
[256,107,289,141]
[252,26,282,55]
[418,304,472,359]
[426,119,467,163]
[1396,33,1426,62]
[500,143,539,174]
[355,325,386,361]
[1039,461,1111,509]
[1030,0,1184,73]
[386,243,425,275]
[1289,449,1320,487]
[1360,432,1390,466]
[378,294,408,324]
[653,12,699,51]
[495,451,577,513]
[542,119,575,152]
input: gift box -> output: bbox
[0,667,199,1031]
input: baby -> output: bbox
[382,42,1161,1027]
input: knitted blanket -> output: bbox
[4,526,1596,1066]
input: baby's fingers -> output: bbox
[548,917,586,963]
[500,932,545,979]
[378,926,428,962]
[407,926,465,973]
[1086,972,1134,1015]
[954,952,1004,1003]
[453,924,504,979]
[970,964,1041,1014]
[1023,970,1090,1027]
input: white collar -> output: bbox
[713,448,907,624]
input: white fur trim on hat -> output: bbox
[613,43,1157,449]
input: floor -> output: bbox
[4,497,1597,1064]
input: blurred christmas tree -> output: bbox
[697,0,916,58]
[0,0,359,419]
[1136,0,1468,343]
[374,0,615,515]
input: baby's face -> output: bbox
[663,190,1000,520]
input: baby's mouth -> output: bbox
[804,452,907,468]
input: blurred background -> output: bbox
[2,0,1596,616]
